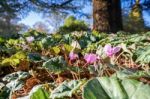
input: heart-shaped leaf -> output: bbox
[50,80,83,99]
[42,56,67,74]
[83,77,150,99]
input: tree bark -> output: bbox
[93,0,123,33]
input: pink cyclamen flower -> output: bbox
[104,44,121,57]
[69,52,78,60]
[84,53,98,64]
[26,36,35,43]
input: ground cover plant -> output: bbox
[0,30,150,99]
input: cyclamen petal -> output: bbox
[104,44,112,53]
[104,44,121,57]
[84,53,97,64]
[69,52,78,60]
[106,52,113,57]
[112,46,121,54]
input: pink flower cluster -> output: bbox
[69,52,98,64]
[68,44,121,69]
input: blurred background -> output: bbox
[0,0,150,38]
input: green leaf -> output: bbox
[41,37,53,48]
[83,77,150,99]
[12,51,26,59]
[6,80,24,91]
[0,86,10,99]
[2,58,20,66]
[90,35,96,42]
[128,35,147,43]
[30,87,50,99]
[50,80,83,99]
[17,84,51,99]
[0,37,5,44]
[52,46,60,54]
[64,44,73,53]
[0,83,4,90]
[83,78,111,99]
[136,46,150,64]
[1,51,26,66]
[3,71,30,82]
[113,70,150,80]
[52,34,62,39]
[1,71,30,99]
[28,53,42,62]
[42,56,67,74]
[7,39,19,45]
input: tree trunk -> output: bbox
[93,0,123,33]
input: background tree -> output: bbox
[123,0,146,32]
[93,0,123,33]
[0,14,21,38]
[0,0,29,37]
[122,0,150,32]
[58,16,89,33]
